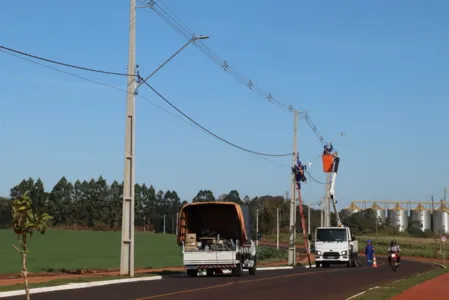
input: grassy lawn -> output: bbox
[0,229,182,275]
[354,267,449,299]
[0,229,287,275]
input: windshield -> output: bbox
[316,229,347,242]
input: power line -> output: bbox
[138,76,292,157]
[0,48,292,159]
[141,0,335,149]
[140,0,294,113]
[0,49,197,128]
[304,169,326,185]
[0,45,136,77]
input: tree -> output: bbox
[192,190,215,203]
[224,190,243,205]
[11,191,52,300]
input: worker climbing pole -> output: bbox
[321,143,342,227]
[291,154,312,268]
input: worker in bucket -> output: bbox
[323,143,333,155]
[365,239,375,267]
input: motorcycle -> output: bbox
[390,252,399,272]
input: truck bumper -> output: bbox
[315,255,350,263]
[185,264,237,270]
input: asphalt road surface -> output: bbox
[3,258,438,300]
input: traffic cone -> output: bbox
[372,256,378,268]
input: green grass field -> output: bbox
[0,229,287,275]
[0,229,182,275]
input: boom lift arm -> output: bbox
[329,154,341,226]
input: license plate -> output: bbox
[327,256,335,259]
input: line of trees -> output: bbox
[1,176,423,238]
[0,177,329,236]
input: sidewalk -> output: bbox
[391,273,449,300]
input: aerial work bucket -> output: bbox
[322,154,334,173]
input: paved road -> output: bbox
[3,258,438,300]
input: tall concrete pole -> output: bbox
[120,0,136,277]
[277,207,280,250]
[288,110,298,266]
[175,212,179,235]
[163,214,166,234]
[256,208,259,246]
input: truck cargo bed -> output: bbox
[183,250,237,266]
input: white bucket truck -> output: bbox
[309,226,359,268]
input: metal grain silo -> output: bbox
[434,204,449,234]
[388,203,408,232]
[340,202,360,218]
[410,204,431,231]
[372,203,386,223]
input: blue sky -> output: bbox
[0,0,448,209]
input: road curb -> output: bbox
[0,266,293,298]
[0,276,163,298]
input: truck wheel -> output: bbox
[346,260,351,268]
[249,260,256,275]
[187,269,198,277]
[232,263,243,277]
[206,269,214,277]
[315,262,321,268]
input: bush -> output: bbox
[256,245,287,261]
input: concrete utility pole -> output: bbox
[288,110,298,266]
[175,212,179,235]
[277,207,280,250]
[256,208,259,246]
[163,214,166,234]
[120,0,136,277]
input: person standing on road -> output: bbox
[365,239,375,267]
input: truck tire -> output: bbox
[187,269,198,277]
[232,263,243,277]
[249,260,256,275]
[315,262,321,268]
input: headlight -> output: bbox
[316,251,322,255]
[341,251,347,255]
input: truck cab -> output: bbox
[309,226,358,268]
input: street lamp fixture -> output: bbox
[135,34,210,90]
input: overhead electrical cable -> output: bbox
[0,49,199,128]
[0,48,292,158]
[0,45,136,77]
[139,76,293,157]
[141,0,334,149]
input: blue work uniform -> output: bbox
[365,241,374,266]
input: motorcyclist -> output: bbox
[387,240,401,266]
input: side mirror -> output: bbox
[308,234,312,241]
[256,232,262,240]
[351,234,355,241]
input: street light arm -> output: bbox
[135,38,194,90]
